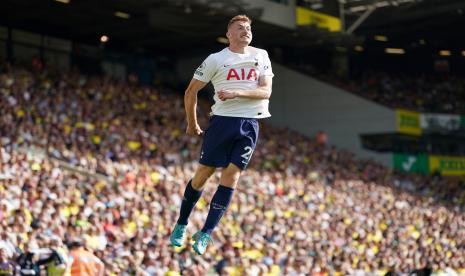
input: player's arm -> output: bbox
[218,75,272,101]
[185,78,208,135]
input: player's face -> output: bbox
[227,21,252,46]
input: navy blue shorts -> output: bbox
[199,115,259,170]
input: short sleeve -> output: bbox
[193,54,217,83]
[260,50,274,78]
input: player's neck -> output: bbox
[228,45,248,54]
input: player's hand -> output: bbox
[186,123,203,136]
[218,89,238,101]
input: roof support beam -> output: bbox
[346,5,376,34]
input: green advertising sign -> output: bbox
[393,153,429,174]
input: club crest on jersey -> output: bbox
[226,68,258,81]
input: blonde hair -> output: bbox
[227,15,252,29]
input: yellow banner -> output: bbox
[429,156,465,176]
[396,109,422,136]
[296,7,341,32]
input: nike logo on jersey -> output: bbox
[223,64,231,68]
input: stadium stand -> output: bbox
[1,63,464,275]
[318,71,465,114]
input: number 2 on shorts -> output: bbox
[241,146,253,164]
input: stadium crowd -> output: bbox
[315,71,465,114]
[354,72,465,114]
[1,63,465,275]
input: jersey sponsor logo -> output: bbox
[226,68,258,81]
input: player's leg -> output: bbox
[170,164,215,247]
[202,163,240,232]
[200,118,259,234]
[193,118,259,254]
[171,115,231,247]
[203,163,241,232]
[179,164,216,225]
[193,163,240,255]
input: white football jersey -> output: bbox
[193,46,274,118]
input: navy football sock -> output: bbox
[177,180,203,225]
[201,185,234,235]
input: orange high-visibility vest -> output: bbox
[70,248,103,276]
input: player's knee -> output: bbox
[192,165,215,189]
[192,175,209,190]
[220,173,240,188]
[220,165,241,188]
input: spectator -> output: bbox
[316,130,327,145]
[36,237,68,276]
[0,248,15,276]
[69,239,104,276]
[16,242,40,276]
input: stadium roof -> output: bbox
[2,0,334,56]
[344,0,465,42]
[2,0,465,56]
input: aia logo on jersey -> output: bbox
[226,68,258,81]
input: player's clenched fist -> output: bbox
[186,123,203,135]
[218,90,238,101]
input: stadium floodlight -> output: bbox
[374,35,388,41]
[462,51,465,56]
[100,35,109,43]
[114,11,130,19]
[439,50,451,56]
[385,48,405,54]
[54,0,70,3]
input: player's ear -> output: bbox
[226,31,230,39]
